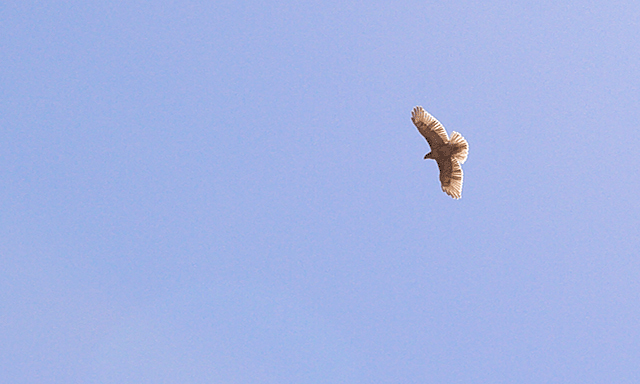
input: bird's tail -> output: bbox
[449,132,468,164]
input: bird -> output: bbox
[411,106,469,199]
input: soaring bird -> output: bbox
[411,106,469,199]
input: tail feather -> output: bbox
[449,132,468,164]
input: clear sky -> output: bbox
[2,1,639,382]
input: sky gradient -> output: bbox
[2,1,639,382]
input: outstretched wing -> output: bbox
[411,106,449,149]
[436,158,464,199]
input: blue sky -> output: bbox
[2,1,639,382]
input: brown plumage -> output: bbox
[411,106,469,199]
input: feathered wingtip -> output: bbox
[449,132,469,164]
[442,160,463,199]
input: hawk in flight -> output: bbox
[411,106,469,199]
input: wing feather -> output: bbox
[411,106,449,149]
[436,158,463,199]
